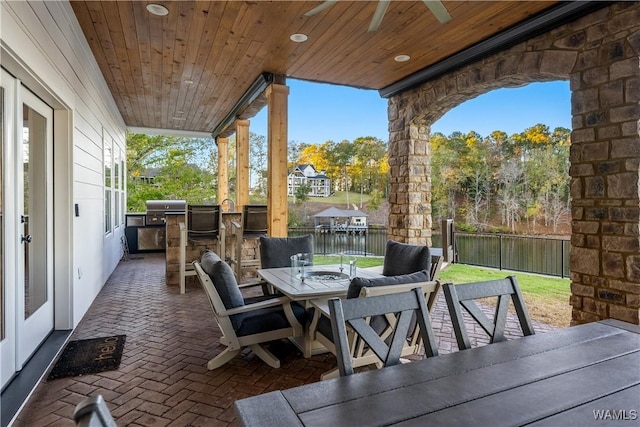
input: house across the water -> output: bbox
[288,165,331,197]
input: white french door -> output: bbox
[1,69,54,389]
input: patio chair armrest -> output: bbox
[237,277,268,289]
[230,220,242,232]
[221,296,291,316]
[360,280,441,312]
[309,298,331,316]
[360,280,438,296]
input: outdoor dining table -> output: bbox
[257,264,384,357]
[257,264,383,302]
[235,319,640,426]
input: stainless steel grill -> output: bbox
[145,200,186,224]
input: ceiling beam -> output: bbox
[210,72,277,139]
[127,127,213,138]
[379,1,608,98]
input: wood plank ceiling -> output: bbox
[70,1,559,136]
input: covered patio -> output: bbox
[69,0,639,324]
[12,254,555,426]
[1,0,638,424]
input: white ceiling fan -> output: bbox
[304,0,452,32]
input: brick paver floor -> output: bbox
[14,253,556,426]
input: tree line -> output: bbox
[431,124,571,234]
[126,124,571,236]
[125,133,390,212]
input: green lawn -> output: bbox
[313,256,571,327]
[438,264,571,328]
[438,264,570,299]
[313,254,384,268]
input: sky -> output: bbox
[250,79,571,143]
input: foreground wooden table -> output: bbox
[235,319,640,426]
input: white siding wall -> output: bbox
[1,1,126,326]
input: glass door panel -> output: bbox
[1,71,54,389]
[1,69,17,389]
[1,86,4,342]
[22,105,48,318]
[18,87,53,369]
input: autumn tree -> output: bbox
[430,124,571,234]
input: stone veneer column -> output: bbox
[387,111,433,245]
[569,6,640,325]
[386,3,639,324]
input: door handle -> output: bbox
[21,234,32,244]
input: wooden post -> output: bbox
[236,119,250,209]
[266,83,289,237]
[217,137,229,205]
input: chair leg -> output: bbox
[207,347,241,370]
[249,344,281,368]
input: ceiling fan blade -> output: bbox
[304,1,338,17]
[368,0,391,32]
[423,0,452,24]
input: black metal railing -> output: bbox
[288,226,570,278]
[288,226,389,256]
[454,232,570,278]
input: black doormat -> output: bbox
[47,335,126,380]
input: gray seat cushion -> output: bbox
[201,250,304,333]
[234,300,306,337]
[346,270,430,299]
[382,240,431,276]
[259,234,314,268]
[201,251,246,328]
[200,249,221,265]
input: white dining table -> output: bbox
[257,264,383,357]
[257,264,382,301]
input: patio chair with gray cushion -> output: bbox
[367,241,442,281]
[259,234,314,268]
[251,234,314,294]
[193,250,305,369]
[442,276,535,351]
[382,240,431,276]
[309,270,440,379]
[328,287,439,377]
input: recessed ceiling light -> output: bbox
[176,110,184,115]
[173,117,186,121]
[394,54,411,62]
[184,79,194,85]
[290,33,308,43]
[146,4,169,16]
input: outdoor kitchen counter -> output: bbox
[165,211,243,287]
